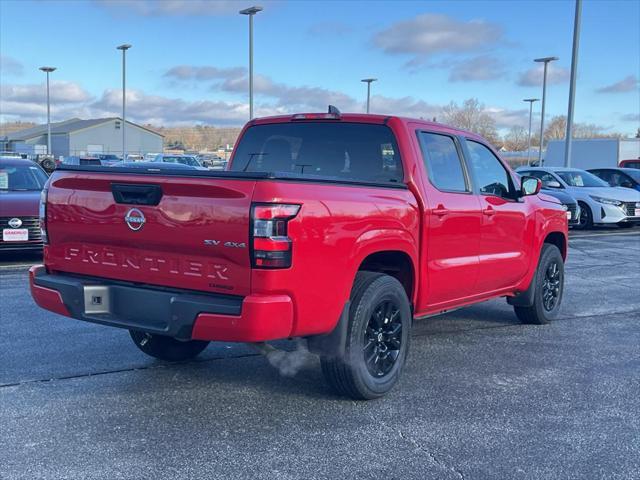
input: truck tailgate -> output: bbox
[45,171,255,297]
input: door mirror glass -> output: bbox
[521,176,542,196]
[544,180,562,189]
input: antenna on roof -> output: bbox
[328,105,341,115]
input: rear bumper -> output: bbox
[29,266,293,342]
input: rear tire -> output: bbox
[321,272,412,400]
[514,244,564,325]
[129,330,209,361]
[575,202,593,230]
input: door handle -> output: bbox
[432,205,448,217]
[483,206,496,216]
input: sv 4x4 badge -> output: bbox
[204,240,247,248]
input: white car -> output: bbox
[517,167,640,229]
[151,154,207,170]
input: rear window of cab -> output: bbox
[230,122,403,184]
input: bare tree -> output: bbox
[441,98,499,145]
[503,126,528,151]
[544,115,567,141]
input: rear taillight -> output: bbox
[39,186,49,244]
[251,203,300,268]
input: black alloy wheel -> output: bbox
[363,300,403,377]
[541,261,561,311]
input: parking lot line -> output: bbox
[570,230,640,239]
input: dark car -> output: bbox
[0,157,48,252]
[516,171,580,226]
[540,187,581,226]
[588,168,640,192]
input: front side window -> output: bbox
[230,122,403,183]
[466,140,514,198]
[556,170,608,187]
[417,132,468,192]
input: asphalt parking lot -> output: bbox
[1,229,639,480]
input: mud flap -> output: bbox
[507,275,536,307]
[305,301,350,358]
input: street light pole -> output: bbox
[239,6,263,120]
[564,0,582,168]
[39,67,56,156]
[117,44,131,160]
[361,78,377,113]
[534,56,558,165]
[523,98,539,166]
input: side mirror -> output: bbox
[521,176,542,196]
[544,180,562,189]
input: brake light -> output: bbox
[251,203,300,268]
[39,185,49,244]
[291,113,340,121]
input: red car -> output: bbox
[30,111,568,399]
[619,159,640,169]
[0,157,48,252]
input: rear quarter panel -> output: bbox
[251,181,419,337]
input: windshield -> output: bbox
[556,170,608,187]
[230,122,403,183]
[0,164,48,191]
[162,156,199,166]
[624,169,640,182]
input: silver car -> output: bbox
[517,167,640,229]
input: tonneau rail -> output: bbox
[55,164,409,189]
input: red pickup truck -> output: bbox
[30,110,568,399]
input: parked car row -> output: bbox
[516,166,640,229]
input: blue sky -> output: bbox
[1,0,638,135]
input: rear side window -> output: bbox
[417,132,468,192]
[230,122,403,183]
[466,140,515,198]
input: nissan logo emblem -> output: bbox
[124,208,145,231]
[8,218,23,228]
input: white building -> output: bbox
[5,117,163,157]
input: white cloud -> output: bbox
[373,14,503,66]
[164,65,246,81]
[0,81,92,103]
[484,106,529,129]
[448,56,506,82]
[95,0,240,16]
[90,88,252,125]
[0,55,24,76]
[620,113,639,122]
[597,75,638,94]
[1,81,93,120]
[516,64,570,87]
[1,74,530,131]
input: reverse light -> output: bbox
[39,185,49,244]
[251,203,300,268]
[589,196,623,207]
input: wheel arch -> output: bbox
[356,249,417,308]
[543,230,567,259]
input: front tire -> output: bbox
[514,244,564,325]
[321,272,412,400]
[129,330,209,361]
[575,201,593,230]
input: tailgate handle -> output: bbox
[111,183,163,206]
